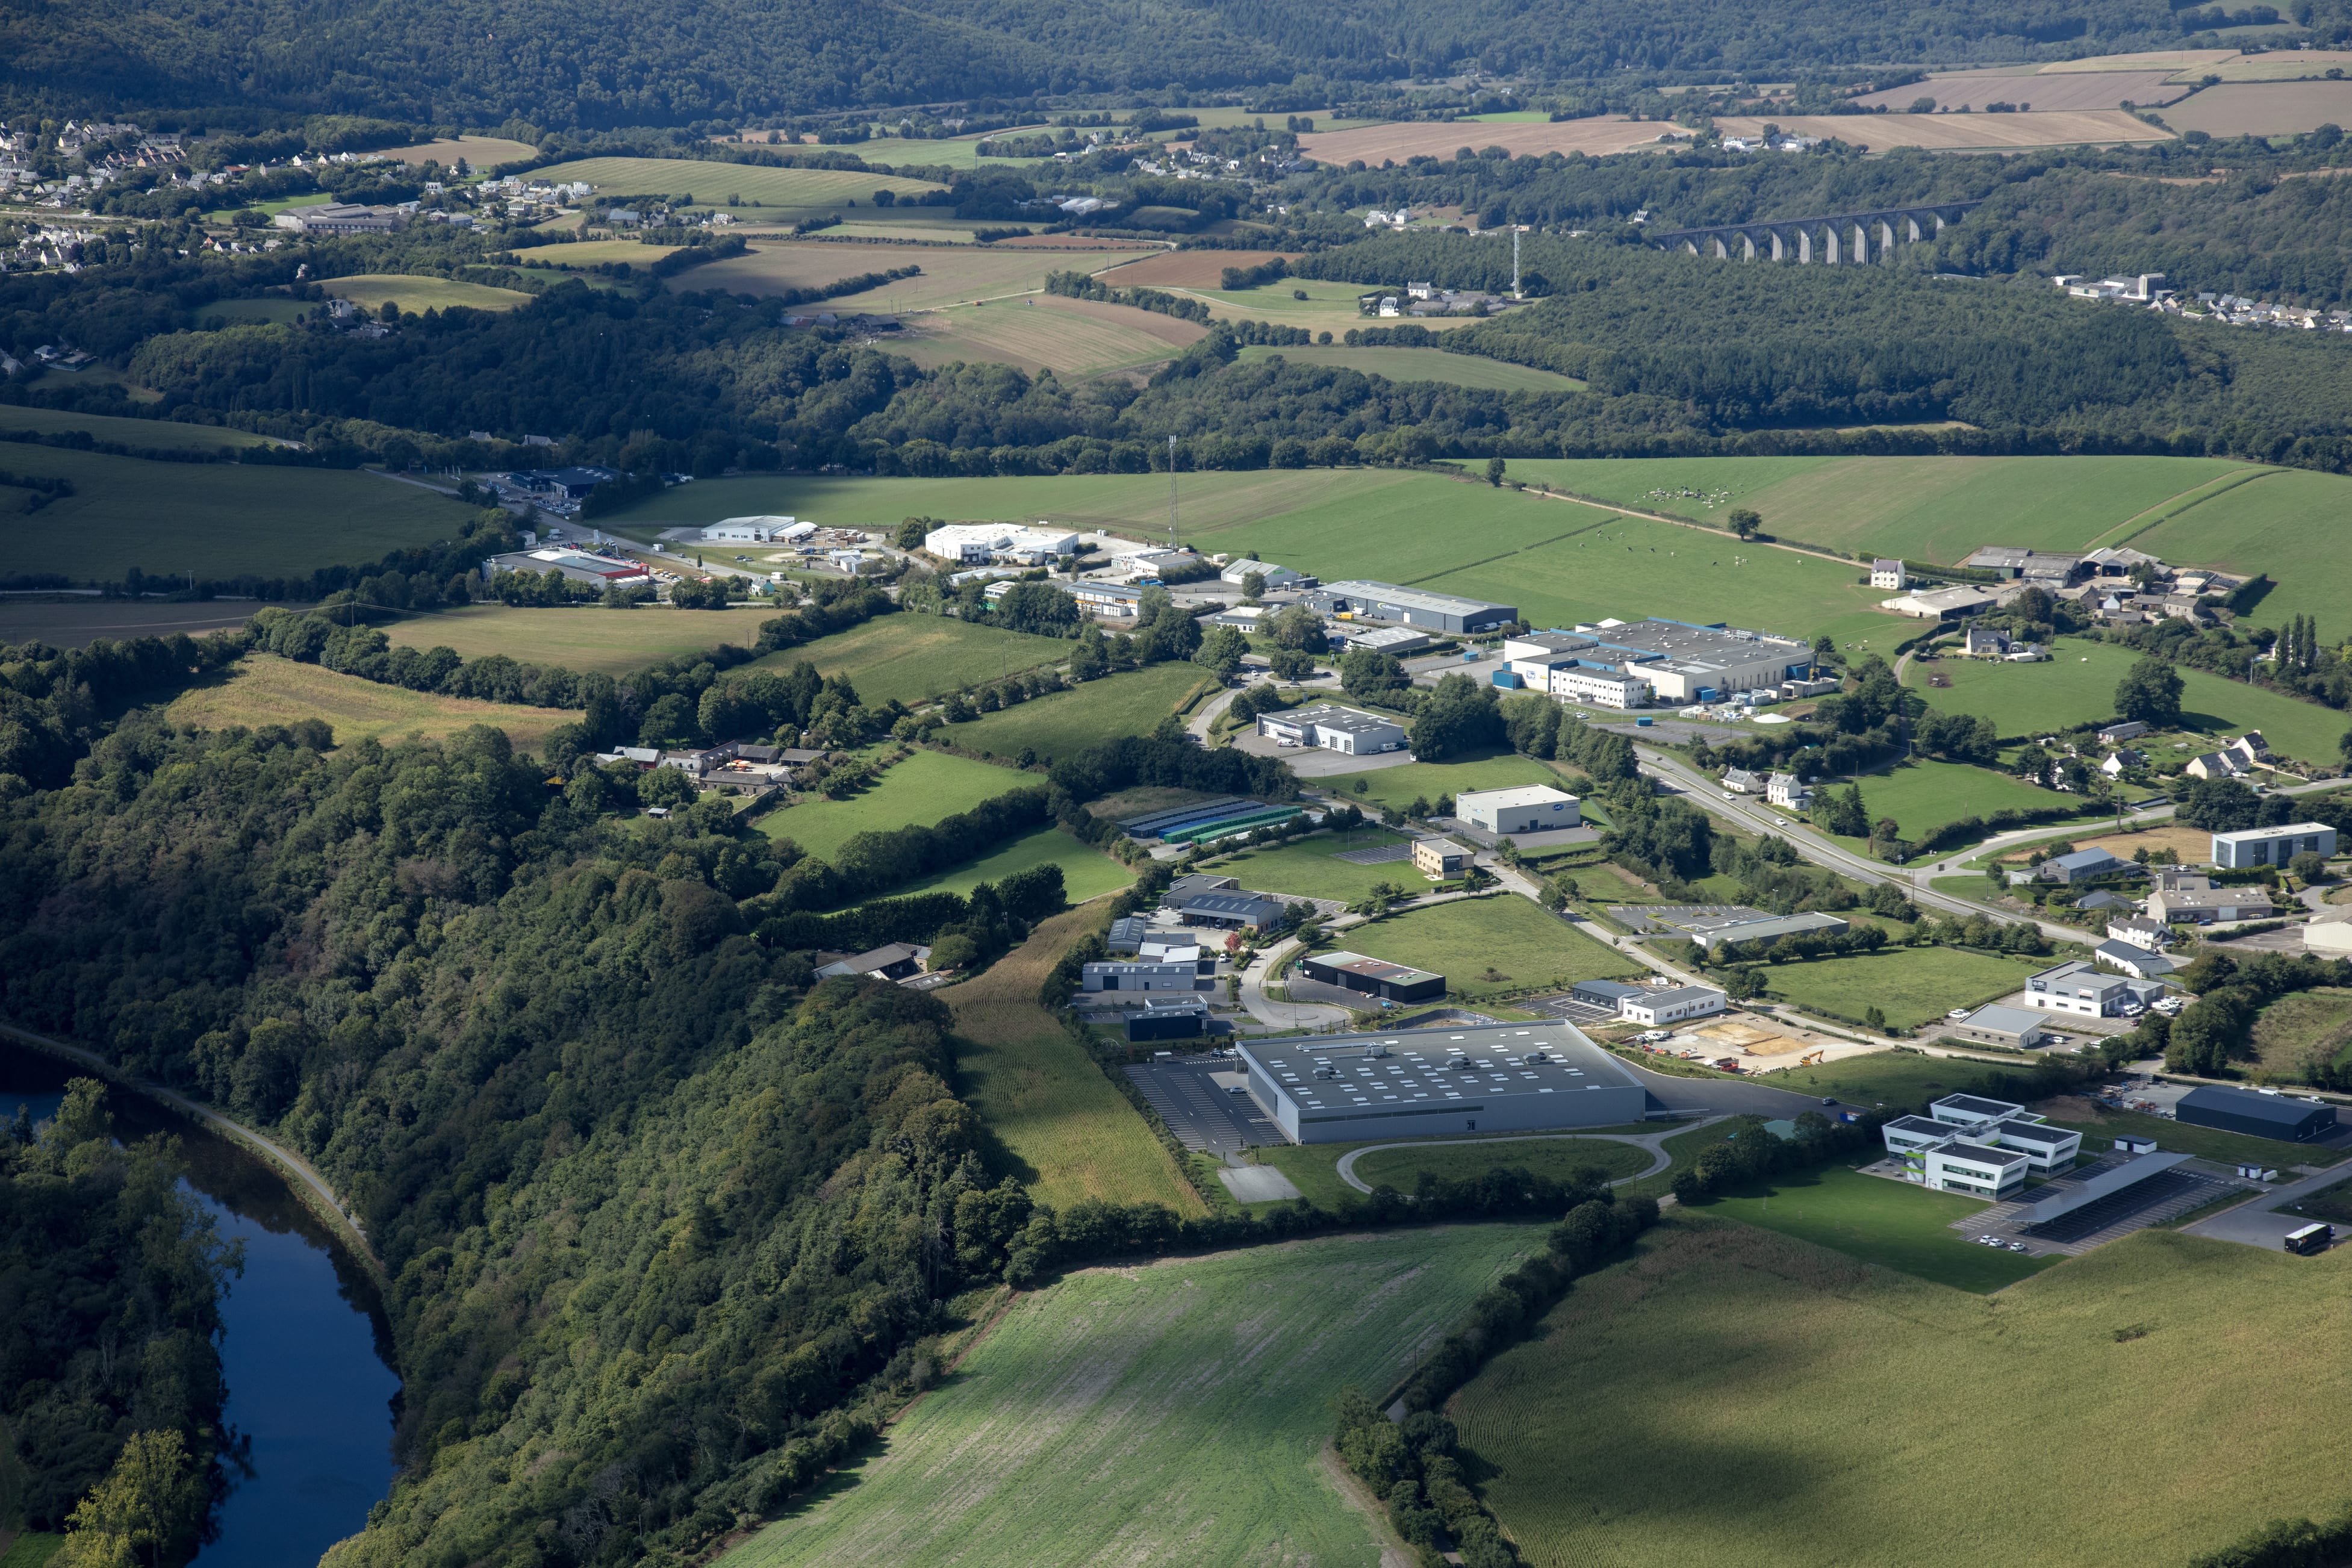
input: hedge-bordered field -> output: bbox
[723,1224,1543,1567]
[1454,1216,2352,1568]
[1340,895,1647,999]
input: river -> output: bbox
[1,1045,402,1567]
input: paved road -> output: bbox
[2182,1162,2352,1250]
[0,1020,381,1271]
[1332,1115,1729,1194]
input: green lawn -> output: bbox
[386,603,770,674]
[1703,1161,2056,1292]
[0,447,481,583]
[1502,453,2258,565]
[1329,750,1580,814]
[756,749,1033,860]
[1754,944,2047,1032]
[0,404,278,451]
[1354,1135,1652,1190]
[1454,1216,2352,1568]
[2033,1101,2348,1169]
[882,824,1134,904]
[1814,757,2078,844]
[741,613,1074,706]
[1236,342,1588,391]
[1340,895,1646,999]
[1911,636,2345,767]
[1753,1050,2037,1112]
[947,662,1212,764]
[724,1227,1540,1568]
[1198,826,1411,901]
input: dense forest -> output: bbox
[1,1081,236,1557]
[1,0,2323,128]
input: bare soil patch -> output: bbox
[2163,79,2352,137]
[1856,72,2191,111]
[1297,117,1685,163]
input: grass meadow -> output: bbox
[1,448,478,582]
[1352,1134,1652,1190]
[682,241,1154,313]
[880,824,1134,904]
[1753,1049,2023,1109]
[756,749,1032,860]
[319,274,534,314]
[529,155,946,213]
[2130,465,2352,630]
[1825,758,2076,841]
[1453,1217,2352,1568]
[741,614,1074,706]
[382,136,537,167]
[1698,1162,2056,1291]
[1235,343,1588,391]
[892,294,1205,376]
[1912,636,2345,763]
[1501,453,2256,564]
[1198,826,1414,903]
[1156,276,1470,336]
[1249,1119,1717,1210]
[2250,986,2352,1078]
[0,405,277,452]
[947,662,1214,763]
[384,604,770,674]
[724,1224,1542,1568]
[945,907,1204,1215]
[1749,943,2047,1031]
[163,653,580,751]
[1340,895,1646,998]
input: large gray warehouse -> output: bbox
[1301,580,1518,636]
[1237,1022,1646,1143]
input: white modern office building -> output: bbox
[2211,823,2337,869]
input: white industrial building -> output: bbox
[1497,619,1814,707]
[1617,985,1727,1027]
[703,515,816,544]
[2211,823,2337,870]
[1880,1093,2083,1196]
[1455,785,1582,835]
[1218,559,1311,590]
[1237,1022,1646,1143]
[1256,705,1407,755]
[923,523,1082,564]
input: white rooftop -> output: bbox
[1457,785,1580,809]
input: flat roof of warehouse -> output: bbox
[1238,1022,1640,1122]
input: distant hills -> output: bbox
[1,0,2320,130]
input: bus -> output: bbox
[2285,1222,2334,1256]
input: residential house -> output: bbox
[1766,773,1811,810]
[1962,625,2012,659]
[2226,732,2270,768]
[1870,559,1907,590]
[815,944,930,982]
[1721,768,1765,795]
[2108,916,2172,951]
[2100,749,2142,778]
[2184,751,2243,782]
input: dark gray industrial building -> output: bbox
[1298,951,1446,1004]
[1301,580,1518,636]
[1126,996,1209,1042]
[2176,1084,2339,1143]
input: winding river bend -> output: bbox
[2,1044,401,1567]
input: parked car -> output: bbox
[1947,1009,1972,1019]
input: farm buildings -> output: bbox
[1237,1022,1644,1143]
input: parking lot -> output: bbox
[1124,1053,1282,1154]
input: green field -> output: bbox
[385,603,768,673]
[741,613,1074,706]
[1198,826,1411,901]
[1340,894,1646,999]
[2033,1096,2349,1169]
[1454,1217,2352,1568]
[164,653,579,751]
[2250,986,2352,1080]
[947,907,1206,1214]
[883,823,1134,903]
[320,273,534,314]
[892,294,1204,378]
[2130,467,2352,630]
[1820,757,2077,843]
[947,662,1212,764]
[724,1224,1541,1568]
[1354,1135,1652,1190]
[1324,750,1583,814]
[529,155,946,213]
[1700,1162,2056,1291]
[0,1534,64,1568]
[1912,636,2344,764]
[1235,342,1587,391]
[1502,453,2260,565]
[1752,1048,2027,1111]
[594,467,1425,534]
[0,447,479,582]
[1750,944,2047,1031]
[1167,276,1459,336]
[757,748,1033,860]
[0,405,278,452]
